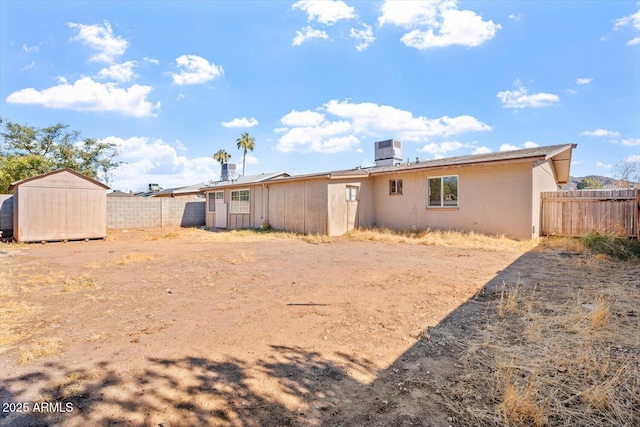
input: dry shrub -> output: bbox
[19,337,63,364]
[113,252,155,264]
[227,251,252,264]
[63,274,97,292]
[445,280,640,426]
[0,300,42,349]
[345,227,537,252]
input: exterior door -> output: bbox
[214,192,227,228]
[345,185,359,232]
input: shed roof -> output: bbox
[8,168,110,191]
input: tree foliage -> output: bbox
[236,132,255,177]
[613,159,640,189]
[0,118,120,192]
[576,177,602,190]
[213,149,231,165]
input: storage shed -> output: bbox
[9,168,109,242]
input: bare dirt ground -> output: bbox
[0,228,637,426]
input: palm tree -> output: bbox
[236,132,255,177]
[213,149,231,180]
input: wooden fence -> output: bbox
[541,189,640,238]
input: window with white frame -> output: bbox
[207,192,216,212]
[230,189,250,214]
[428,176,458,208]
[345,185,358,201]
[389,179,403,195]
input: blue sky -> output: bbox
[1,1,639,191]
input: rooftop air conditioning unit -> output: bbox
[374,139,402,167]
[221,163,237,181]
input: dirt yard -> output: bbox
[0,228,638,426]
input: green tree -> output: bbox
[213,149,231,181]
[0,118,120,192]
[576,177,602,190]
[236,132,255,177]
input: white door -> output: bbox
[214,192,227,228]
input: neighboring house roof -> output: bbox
[8,168,110,191]
[201,172,290,190]
[152,182,206,197]
[107,190,136,197]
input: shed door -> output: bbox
[214,192,227,228]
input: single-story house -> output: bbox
[201,143,575,240]
[9,168,109,242]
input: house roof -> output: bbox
[201,172,290,190]
[8,168,110,191]
[199,144,576,190]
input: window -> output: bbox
[230,189,250,214]
[389,179,403,195]
[208,193,216,212]
[428,176,458,208]
[346,186,358,201]
[207,191,224,212]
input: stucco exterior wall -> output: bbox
[14,172,107,242]
[327,179,374,236]
[372,161,535,239]
[531,160,559,238]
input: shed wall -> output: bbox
[372,162,534,239]
[266,180,328,234]
[532,160,559,238]
[14,172,107,242]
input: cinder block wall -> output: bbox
[0,195,13,237]
[107,198,205,229]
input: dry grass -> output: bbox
[0,300,43,350]
[227,251,253,264]
[113,252,155,264]
[62,274,97,292]
[83,260,101,269]
[445,279,640,426]
[18,337,63,364]
[344,227,538,252]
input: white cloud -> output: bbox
[571,160,582,165]
[497,81,559,109]
[170,55,223,85]
[566,88,578,95]
[621,138,640,146]
[626,154,640,163]
[144,57,159,65]
[6,77,159,117]
[275,99,491,153]
[21,61,36,72]
[351,24,376,51]
[280,110,325,127]
[472,146,492,154]
[69,21,128,63]
[508,14,522,21]
[580,128,620,137]
[176,94,185,101]
[221,117,259,128]
[378,0,501,49]
[596,161,612,168]
[614,7,640,45]
[576,77,593,85]
[292,0,356,25]
[324,99,492,140]
[292,26,330,46]
[499,144,518,152]
[418,141,468,154]
[104,136,219,191]
[97,61,137,82]
[523,141,539,148]
[23,43,44,53]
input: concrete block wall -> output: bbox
[107,197,205,229]
[0,195,13,237]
